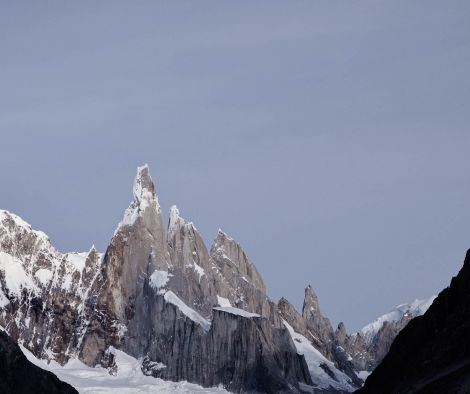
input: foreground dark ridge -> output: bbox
[0,330,77,394]
[358,249,470,393]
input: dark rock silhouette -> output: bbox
[0,330,77,394]
[358,249,470,393]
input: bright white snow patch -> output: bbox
[216,296,231,308]
[19,345,228,394]
[119,205,140,229]
[193,263,204,282]
[357,370,371,381]
[65,253,88,273]
[0,288,9,307]
[360,296,437,343]
[168,205,185,238]
[213,307,260,318]
[150,270,171,293]
[35,269,53,286]
[283,321,354,392]
[0,252,38,297]
[164,291,210,331]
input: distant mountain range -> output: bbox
[0,165,440,393]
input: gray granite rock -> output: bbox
[0,165,419,393]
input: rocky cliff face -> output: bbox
[0,165,426,393]
[147,306,312,393]
[358,250,470,393]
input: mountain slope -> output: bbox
[20,342,231,394]
[341,296,436,372]
[358,249,470,393]
[360,297,436,344]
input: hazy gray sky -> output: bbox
[1,1,470,331]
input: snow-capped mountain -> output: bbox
[348,296,437,372]
[0,165,435,393]
[360,297,437,343]
[324,296,437,375]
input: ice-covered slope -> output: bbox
[283,322,354,392]
[360,296,437,344]
[332,295,437,374]
[20,345,229,394]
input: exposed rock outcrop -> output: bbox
[166,205,220,317]
[302,285,335,354]
[143,305,312,393]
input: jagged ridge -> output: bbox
[0,165,432,393]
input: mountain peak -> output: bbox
[133,164,158,210]
[215,228,234,243]
[115,165,161,233]
[210,229,267,296]
[359,295,436,344]
[167,205,186,239]
[304,284,318,302]
[302,285,321,320]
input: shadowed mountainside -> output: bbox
[0,330,78,394]
[358,249,470,393]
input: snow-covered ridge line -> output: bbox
[213,306,260,319]
[283,321,355,392]
[0,211,102,310]
[0,210,98,260]
[164,291,211,331]
[216,229,233,241]
[360,296,437,342]
[0,209,50,242]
